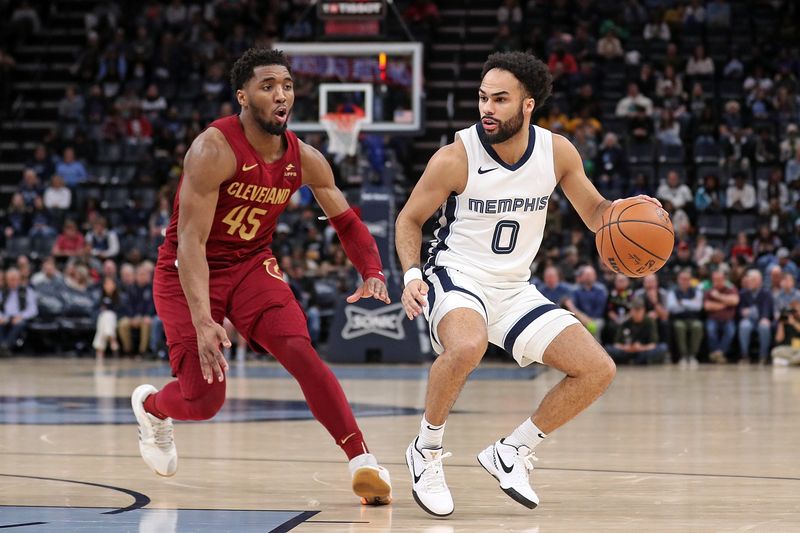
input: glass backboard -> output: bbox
[273,42,423,134]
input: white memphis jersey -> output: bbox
[424,123,557,287]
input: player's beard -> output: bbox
[481,105,525,145]
[251,102,290,136]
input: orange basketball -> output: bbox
[595,198,674,278]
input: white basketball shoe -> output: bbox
[477,438,539,509]
[131,384,178,477]
[406,437,454,517]
[349,453,392,505]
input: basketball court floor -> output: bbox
[2,357,799,532]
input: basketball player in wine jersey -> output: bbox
[396,52,660,516]
[130,48,392,505]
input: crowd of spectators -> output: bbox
[508,0,800,365]
[1,0,800,366]
[0,0,398,358]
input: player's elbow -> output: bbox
[395,210,422,235]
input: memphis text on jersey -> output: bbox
[468,195,549,215]
[226,182,292,205]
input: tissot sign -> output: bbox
[317,0,386,19]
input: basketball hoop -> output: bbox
[321,110,366,157]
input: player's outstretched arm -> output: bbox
[554,135,660,233]
[395,140,467,319]
[177,128,236,384]
[299,142,390,304]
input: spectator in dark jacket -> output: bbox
[118,264,154,355]
[666,269,704,365]
[569,265,607,340]
[738,269,774,363]
[606,298,667,364]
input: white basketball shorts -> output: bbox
[422,266,579,366]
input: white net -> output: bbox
[321,113,365,156]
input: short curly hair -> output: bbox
[230,48,292,91]
[480,52,552,106]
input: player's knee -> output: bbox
[598,354,617,385]
[186,386,225,420]
[271,335,323,376]
[442,337,487,372]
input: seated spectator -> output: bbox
[772,297,800,366]
[643,10,670,41]
[785,145,800,184]
[595,132,629,192]
[0,268,37,355]
[616,82,653,117]
[757,168,790,215]
[657,171,693,211]
[704,269,740,363]
[774,272,800,317]
[695,174,725,213]
[85,217,120,260]
[738,269,774,363]
[58,85,84,128]
[656,108,682,146]
[685,44,714,78]
[537,104,570,133]
[55,147,88,188]
[93,276,123,360]
[569,265,607,340]
[548,45,578,75]
[683,0,706,31]
[747,86,773,120]
[694,235,715,267]
[627,104,654,142]
[538,266,574,309]
[730,232,755,264]
[18,168,42,207]
[596,24,624,60]
[25,145,54,182]
[606,298,667,364]
[667,269,704,365]
[726,173,757,212]
[140,84,167,123]
[52,219,86,258]
[754,127,779,165]
[118,264,155,355]
[770,247,799,281]
[126,106,153,145]
[634,274,670,349]
[31,256,64,287]
[4,193,30,241]
[43,174,72,212]
[605,274,634,343]
[28,196,57,242]
[779,123,799,163]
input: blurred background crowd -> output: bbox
[0,0,799,365]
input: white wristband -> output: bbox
[403,267,423,286]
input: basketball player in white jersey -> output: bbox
[396,52,660,517]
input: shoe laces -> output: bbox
[422,451,452,493]
[151,418,174,450]
[522,451,538,472]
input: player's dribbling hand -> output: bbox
[346,277,391,304]
[401,279,427,320]
[614,194,662,208]
[195,321,231,384]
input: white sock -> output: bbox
[417,415,445,449]
[504,418,546,450]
